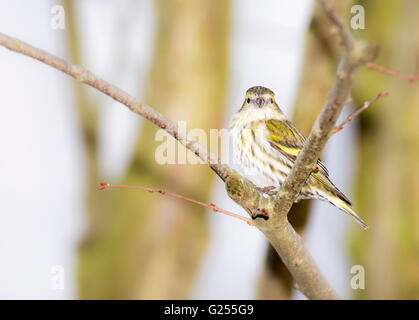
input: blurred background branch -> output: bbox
[77,0,231,299]
[350,0,419,299]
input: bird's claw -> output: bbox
[250,208,269,220]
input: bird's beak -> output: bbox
[256,98,264,107]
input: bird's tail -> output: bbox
[320,189,369,230]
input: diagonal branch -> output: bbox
[0,33,231,182]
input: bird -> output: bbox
[229,85,368,229]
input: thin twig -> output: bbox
[99,182,252,225]
[333,91,389,134]
[366,62,419,83]
[317,0,355,52]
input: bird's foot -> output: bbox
[250,208,269,220]
[257,185,277,196]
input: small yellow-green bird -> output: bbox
[230,86,368,229]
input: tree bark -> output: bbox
[128,0,230,299]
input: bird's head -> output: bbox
[235,86,285,122]
[245,86,275,108]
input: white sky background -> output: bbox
[0,0,84,299]
[0,0,357,299]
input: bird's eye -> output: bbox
[270,98,273,103]
[247,98,250,103]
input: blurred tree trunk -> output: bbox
[75,0,230,299]
[258,1,349,299]
[350,0,419,299]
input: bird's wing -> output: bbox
[265,119,329,176]
[265,119,352,205]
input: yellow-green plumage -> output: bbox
[230,86,368,229]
